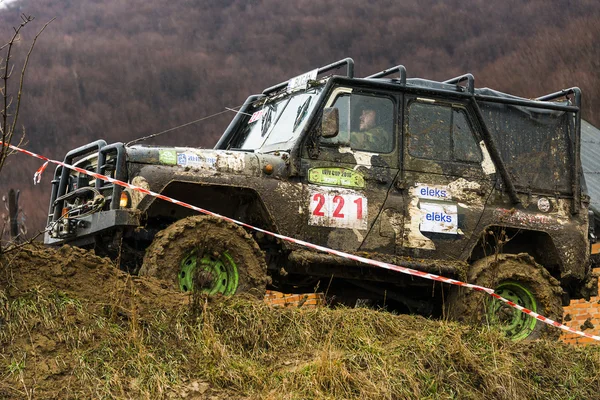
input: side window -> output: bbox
[323,92,395,153]
[408,101,481,163]
[452,109,481,163]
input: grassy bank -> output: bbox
[1,287,599,399]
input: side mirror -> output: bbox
[321,107,339,138]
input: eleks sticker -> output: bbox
[414,184,451,200]
[419,201,458,234]
[309,188,368,230]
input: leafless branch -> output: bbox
[9,17,55,142]
[0,15,54,174]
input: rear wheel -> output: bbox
[447,253,563,341]
[139,215,268,298]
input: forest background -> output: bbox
[1,0,599,234]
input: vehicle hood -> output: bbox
[126,145,289,177]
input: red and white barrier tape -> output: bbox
[2,140,599,342]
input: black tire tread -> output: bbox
[139,215,268,298]
[447,253,563,340]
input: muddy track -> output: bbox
[0,243,189,320]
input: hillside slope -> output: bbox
[0,245,599,399]
[0,0,599,233]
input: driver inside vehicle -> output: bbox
[350,100,392,153]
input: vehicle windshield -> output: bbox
[237,86,324,152]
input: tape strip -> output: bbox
[2,140,599,342]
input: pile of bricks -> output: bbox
[561,267,600,345]
[264,290,325,308]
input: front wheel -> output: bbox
[446,253,563,341]
[139,215,268,298]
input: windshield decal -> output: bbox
[261,104,276,137]
[293,96,312,132]
[248,110,264,124]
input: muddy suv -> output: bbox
[45,58,595,340]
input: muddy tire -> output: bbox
[447,253,563,341]
[139,215,268,298]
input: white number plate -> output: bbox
[287,69,318,92]
[309,188,367,230]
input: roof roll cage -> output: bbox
[365,65,407,84]
[262,58,355,95]
[262,58,580,112]
[536,87,581,109]
[444,73,475,94]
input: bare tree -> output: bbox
[0,14,53,252]
[0,14,53,174]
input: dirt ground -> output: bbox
[0,244,197,399]
[1,244,599,399]
[1,243,189,321]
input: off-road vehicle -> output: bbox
[45,58,595,340]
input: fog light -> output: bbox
[120,191,130,208]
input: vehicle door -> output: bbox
[400,96,496,260]
[299,88,402,253]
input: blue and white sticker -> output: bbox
[419,201,458,234]
[414,184,451,200]
[177,152,217,169]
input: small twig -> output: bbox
[0,228,46,256]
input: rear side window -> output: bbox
[408,101,481,163]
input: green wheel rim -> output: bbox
[486,281,537,341]
[178,250,239,295]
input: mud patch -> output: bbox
[1,243,188,318]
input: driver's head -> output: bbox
[359,108,377,131]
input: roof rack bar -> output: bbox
[475,93,578,112]
[366,65,407,84]
[444,73,474,94]
[536,87,581,108]
[263,58,355,95]
[319,57,354,79]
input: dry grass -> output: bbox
[0,287,599,399]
